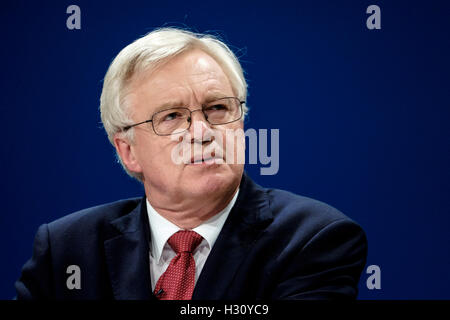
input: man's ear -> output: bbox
[113,133,143,174]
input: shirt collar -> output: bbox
[146,189,239,263]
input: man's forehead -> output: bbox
[127,49,234,112]
[133,55,227,89]
[149,70,225,91]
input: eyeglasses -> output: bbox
[122,97,245,136]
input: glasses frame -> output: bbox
[122,97,245,136]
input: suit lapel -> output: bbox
[104,198,155,300]
[193,173,273,299]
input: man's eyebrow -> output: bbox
[203,93,231,102]
[150,93,231,113]
[151,100,185,113]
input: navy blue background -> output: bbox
[1,0,449,299]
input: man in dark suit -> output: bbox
[16,27,367,300]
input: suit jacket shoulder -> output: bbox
[266,187,359,245]
[262,188,368,299]
[15,197,150,300]
[48,197,142,235]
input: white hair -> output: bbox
[99,27,248,182]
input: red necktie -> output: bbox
[154,230,203,300]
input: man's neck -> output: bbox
[145,186,239,229]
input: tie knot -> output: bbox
[168,230,203,254]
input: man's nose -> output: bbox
[189,111,213,143]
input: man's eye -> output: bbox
[206,104,228,111]
[163,112,182,121]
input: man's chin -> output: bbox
[184,168,237,194]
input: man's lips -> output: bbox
[189,156,223,165]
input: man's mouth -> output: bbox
[189,156,223,165]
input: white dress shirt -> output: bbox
[146,189,239,291]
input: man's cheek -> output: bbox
[167,140,189,165]
[224,128,245,165]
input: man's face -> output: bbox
[117,49,244,203]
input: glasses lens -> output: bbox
[204,97,242,125]
[153,108,190,135]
